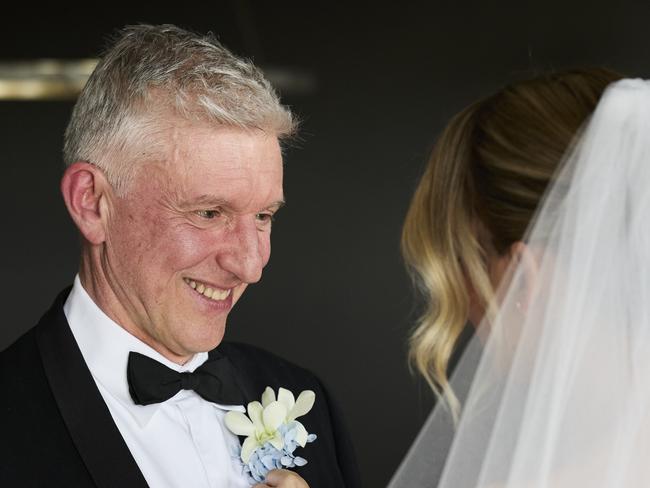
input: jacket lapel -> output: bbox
[36,290,149,488]
[212,344,260,405]
[213,342,351,487]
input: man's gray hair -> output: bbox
[63,24,296,192]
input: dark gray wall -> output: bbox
[3,2,650,486]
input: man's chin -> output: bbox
[182,325,227,354]
[158,315,228,360]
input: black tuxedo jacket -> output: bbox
[0,290,361,488]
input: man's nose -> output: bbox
[217,218,266,284]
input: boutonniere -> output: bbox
[225,386,317,484]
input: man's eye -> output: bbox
[196,209,220,219]
[256,213,274,224]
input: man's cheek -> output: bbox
[261,237,272,267]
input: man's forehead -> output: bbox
[138,114,280,156]
[168,122,280,150]
[132,121,284,203]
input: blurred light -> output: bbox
[0,59,98,100]
[0,59,316,101]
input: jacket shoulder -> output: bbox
[218,341,321,389]
[1,286,71,361]
[219,341,311,369]
[0,326,41,381]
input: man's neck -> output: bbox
[78,255,194,365]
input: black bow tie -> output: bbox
[127,351,245,406]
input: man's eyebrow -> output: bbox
[269,200,286,210]
[180,195,286,209]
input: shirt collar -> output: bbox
[64,275,245,428]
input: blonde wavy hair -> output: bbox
[402,68,622,410]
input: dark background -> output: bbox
[2,2,649,486]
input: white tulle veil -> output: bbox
[389,79,650,488]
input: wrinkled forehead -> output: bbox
[130,120,284,205]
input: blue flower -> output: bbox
[226,387,318,485]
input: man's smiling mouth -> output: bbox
[183,278,232,301]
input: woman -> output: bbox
[391,69,650,486]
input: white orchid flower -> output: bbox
[261,387,315,447]
[225,387,316,463]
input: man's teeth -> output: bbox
[183,278,232,301]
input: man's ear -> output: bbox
[60,162,112,245]
[508,241,539,314]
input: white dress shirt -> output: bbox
[64,275,250,488]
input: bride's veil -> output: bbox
[389,79,650,488]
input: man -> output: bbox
[0,24,360,488]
